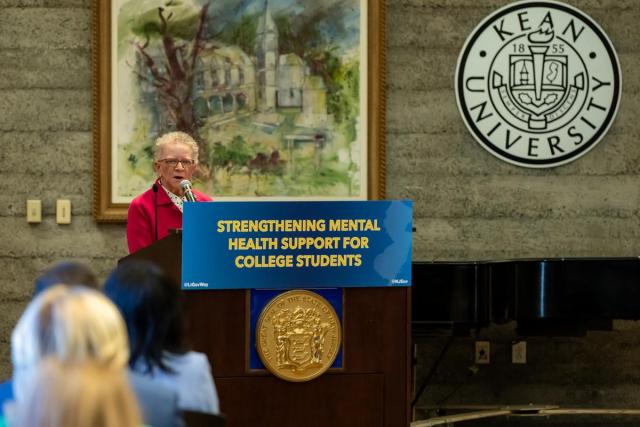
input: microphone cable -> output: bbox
[152,183,159,242]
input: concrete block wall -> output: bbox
[387,0,640,421]
[0,0,126,376]
[388,0,640,261]
[0,0,639,422]
[412,321,640,425]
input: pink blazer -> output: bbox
[126,180,213,254]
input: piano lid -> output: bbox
[412,258,640,337]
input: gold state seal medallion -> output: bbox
[256,290,341,382]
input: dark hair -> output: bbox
[34,261,99,296]
[103,260,186,373]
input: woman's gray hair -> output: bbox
[153,131,199,163]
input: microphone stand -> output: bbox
[152,183,159,242]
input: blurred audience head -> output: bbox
[33,260,99,296]
[11,285,129,400]
[104,260,185,373]
[12,358,141,427]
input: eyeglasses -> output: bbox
[157,158,196,168]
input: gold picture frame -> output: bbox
[92,0,386,222]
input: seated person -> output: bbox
[33,260,99,295]
[11,359,141,427]
[104,260,220,414]
[6,285,183,427]
[0,260,99,412]
[0,261,100,414]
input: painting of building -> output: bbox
[116,0,363,199]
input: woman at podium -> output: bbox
[127,132,212,253]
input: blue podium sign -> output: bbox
[182,200,412,290]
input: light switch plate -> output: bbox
[512,341,527,364]
[475,341,490,364]
[26,200,42,223]
[56,199,71,224]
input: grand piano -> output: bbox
[411,258,640,424]
[412,258,640,336]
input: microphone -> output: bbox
[180,180,197,202]
[152,184,159,242]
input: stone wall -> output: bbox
[389,0,640,261]
[0,0,125,376]
[1,0,640,423]
[388,0,640,422]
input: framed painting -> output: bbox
[92,0,386,222]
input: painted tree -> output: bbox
[130,1,209,150]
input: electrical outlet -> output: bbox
[26,200,42,223]
[475,341,490,364]
[56,199,71,224]
[512,341,527,364]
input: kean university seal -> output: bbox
[256,290,341,382]
[455,0,621,168]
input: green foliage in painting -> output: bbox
[128,153,138,168]
[220,14,258,56]
[280,156,351,196]
[332,59,360,140]
[209,135,253,175]
[228,135,254,171]
[274,11,333,60]
[119,0,200,43]
[142,145,154,160]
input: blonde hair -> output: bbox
[153,131,199,163]
[12,358,142,427]
[11,286,130,401]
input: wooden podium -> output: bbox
[121,233,410,427]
